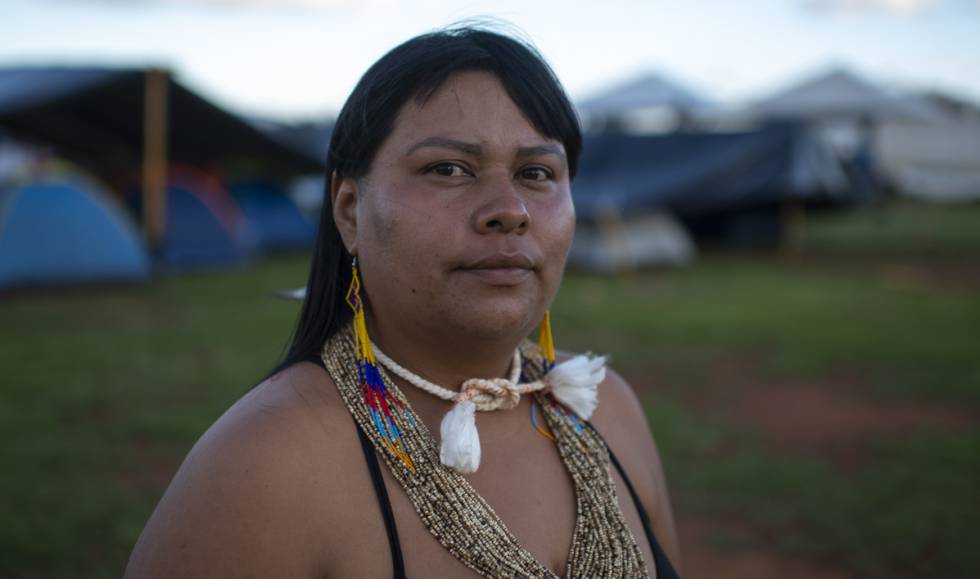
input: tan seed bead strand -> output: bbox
[321,325,649,578]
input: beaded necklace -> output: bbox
[321,324,649,578]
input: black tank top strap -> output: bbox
[604,443,682,579]
[307,354,406,578]
[355,424,407,579]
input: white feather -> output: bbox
[545,354,606,419]
[439,400,481,473]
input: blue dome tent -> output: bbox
[128,169,255,270]
[155,185,251,269]
[0,178,150,288]
[230,182,315,252]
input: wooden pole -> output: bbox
[781,197,806,256]
[142,68,169,251]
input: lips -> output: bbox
[458,253,535,286]
[464,253,535,270]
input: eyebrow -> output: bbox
[405,137,481,157]
[404,137,567,164]
[515,143,567,164]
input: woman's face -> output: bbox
[334,70,575,343]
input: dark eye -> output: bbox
[519,167,552,182]
[428,162,470,177]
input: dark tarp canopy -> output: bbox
[248,118,332,167]
[573,123,850,222]
[0,66,323,177]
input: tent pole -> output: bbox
[781,197,806,256]
[142,68,169,251]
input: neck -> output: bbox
[365,315,522,391]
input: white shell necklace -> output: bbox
[371,340,607,473]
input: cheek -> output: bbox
[366,201,397,245]
[538,193,576,257]
[361,190,459,273]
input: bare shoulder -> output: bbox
[124,361,362,578]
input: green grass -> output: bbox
[0,258,310,578]
[646,398,980,579]
[551,254,980,404]
[1,201,978,578]
[803,201,980,261]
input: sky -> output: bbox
[1,0,978,120]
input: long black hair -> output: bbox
[270,24,582,376]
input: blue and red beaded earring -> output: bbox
[346,257,416,471]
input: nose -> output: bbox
[473,193,531,235]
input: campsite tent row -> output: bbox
[577,66,980,203]
[0,66,322,289]
[1,121,849,285]
[0,170,316,289]
[1,64,890,284]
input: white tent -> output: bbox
[577,72,714,133]
[876,101,980,202]
[747,67,980,200]
[579,72,712,115]
[568,210,697,272]
[751,68,944,123]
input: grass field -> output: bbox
[1,201,978,578]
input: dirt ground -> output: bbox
[638,355,974,579]
[677,515,853,579]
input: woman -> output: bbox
[125,26,681,578]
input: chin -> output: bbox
[444,297,540,342]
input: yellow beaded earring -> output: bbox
[538,310,556,370]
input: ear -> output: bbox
[331,171,359,255]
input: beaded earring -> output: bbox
[346,257,416,471]
[538,310,556,371]
[532,311,599,436]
